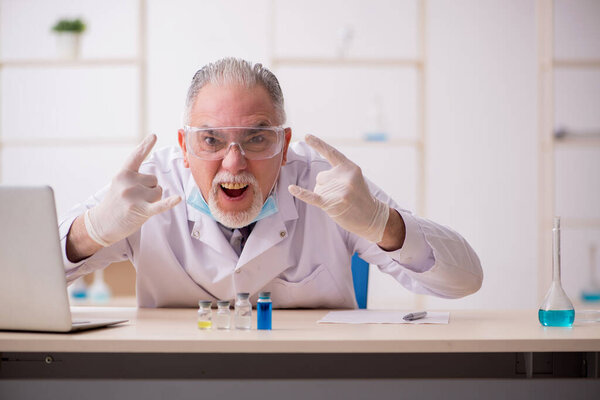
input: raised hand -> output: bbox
[84,135,181,247]
[288,134,389,243]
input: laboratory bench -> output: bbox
[1,308,599,381]
[2,308,600,399]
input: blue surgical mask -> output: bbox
[187,186,279,224]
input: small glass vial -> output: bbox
[538,217,575,327]
[197,300,212,330]
[234,292,252,330]
[257,291,272,330]
[214,300,232,330]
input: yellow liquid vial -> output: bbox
[197,320,212,330]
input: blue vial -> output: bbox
[257,291,272,330]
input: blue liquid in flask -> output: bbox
[538,309,574,327]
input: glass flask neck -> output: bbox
[552,219,562,284]
[539,217,574,313]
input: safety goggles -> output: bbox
[183,126,286,161]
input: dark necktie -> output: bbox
[229,223,255,256]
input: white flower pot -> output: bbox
[55,32,82,59]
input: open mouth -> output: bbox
[220,182,249,198]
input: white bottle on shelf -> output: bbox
[89,269,112,304]
[363,95,388,142]
[68,277,88,303]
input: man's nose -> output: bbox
[221,143,247,173]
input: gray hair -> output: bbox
[183,58,286,125]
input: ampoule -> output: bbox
[214,300,231,330]
[257,291,272,330]
[234,292,252,330]
[197,300,212,330]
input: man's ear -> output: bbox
[281,127,292,166]
[177,129,190,168]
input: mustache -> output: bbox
[212,171,258,186]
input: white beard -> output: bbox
[208,171,263,229]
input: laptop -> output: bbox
[0,185,127,332]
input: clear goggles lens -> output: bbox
[184,126,285,160]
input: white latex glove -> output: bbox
[288,134,390,243]
[84,135,181,247]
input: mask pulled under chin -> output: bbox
[186,186,279,225]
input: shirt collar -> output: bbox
[184,172,206,223]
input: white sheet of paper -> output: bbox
[318,310,449,324]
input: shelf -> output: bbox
[291,138,421,148]
[0,137,139,148]
[1,137,419,149]
[0,58,140,68]
[541,217,600,230]
[554,135,600,148]
[272,57,422,68]
[69,295,137,307]
[561,218,600,230]
[554,59,600,69]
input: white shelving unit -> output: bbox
[269,0,428,217]
[0,0,147,190]
[0,58,139,67]
[537,0,600,302]
[265,0,428,310]
[0,0,147,297]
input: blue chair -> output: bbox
[351,253,369,309]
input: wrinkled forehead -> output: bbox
[189,83,278,127]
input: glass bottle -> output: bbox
[214,300,231,330]
[257,291,272,330]
[197,300,212,330]
[363,95,388,142]
[581,244,600,302]
[234,292,252,330]
[89,269,111,304]
[538,217,575,327]
[68,277,88,303]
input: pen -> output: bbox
[403,311,427,321]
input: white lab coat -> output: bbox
[59,142,482,308]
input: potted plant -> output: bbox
[51,18,86,59]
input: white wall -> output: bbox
[146,0,271,149]
[553,0,600,304]
[425,0,538,309]
[1,0,598,310]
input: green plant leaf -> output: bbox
[52,18,86,33]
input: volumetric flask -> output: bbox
[538,217,575,327]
